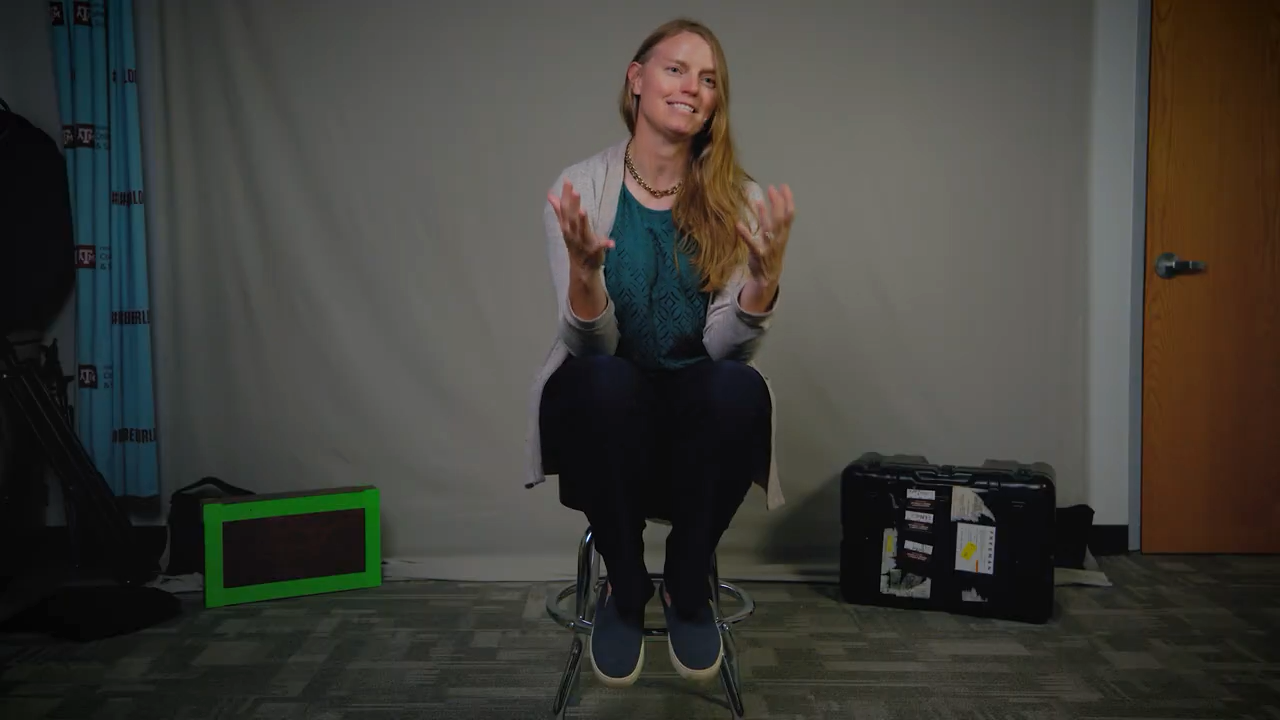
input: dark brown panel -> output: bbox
[221,509,366,588]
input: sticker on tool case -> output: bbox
[950,487,996,523]
[904,510,933,525]
[903,539,933,555]
[905,487,937,512]
[954,522,996,575]
[881,571,931,599]
[902,549,930,564]
[879,528,932,599]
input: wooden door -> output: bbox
[1142,0,1280,553]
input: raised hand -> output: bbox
[735,184,795,284]
[548,181,615,272]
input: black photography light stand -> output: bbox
[0,97,179,640]
[2,93,147,587]
[0,335,150,587]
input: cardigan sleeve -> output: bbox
[702,181,778,362]
[545,168,620,357]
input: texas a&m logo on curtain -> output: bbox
[61,123,109,150]
[74,244,95,268]
[74,245,110,270]
[50,2,93,27]
[77,363,113,390]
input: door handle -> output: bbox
[1154,252,1206,279]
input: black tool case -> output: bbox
[839,452,1056,624]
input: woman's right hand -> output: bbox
[548,180,614,272]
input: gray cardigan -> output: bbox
[525,139,786,511]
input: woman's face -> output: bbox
[629,32,718,141]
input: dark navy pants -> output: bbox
[540,355,771,621]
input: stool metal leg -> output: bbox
[574,527,600,621]
[553,636,585,720]
[551,526,599,718]
[711,553,747,719]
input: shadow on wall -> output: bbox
[758,472,844,579]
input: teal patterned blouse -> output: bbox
[604,186,711,371]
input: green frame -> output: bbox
[202,486,381,608]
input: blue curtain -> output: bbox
[48,0,159,500]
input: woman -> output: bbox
[527,18,795,688]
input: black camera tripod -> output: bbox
[0,335,151,587]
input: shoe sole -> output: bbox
[589,635,645,688]
[668,632,723,683]
[658,584,724,683]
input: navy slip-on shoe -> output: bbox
[660,583,723,682]
[589,587,645,688]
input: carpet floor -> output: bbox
[1,553,1278,719]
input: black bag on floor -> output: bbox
[0,584,183,642]
[165,477,254,576]
[839,453,1056,624]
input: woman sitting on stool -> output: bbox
[529,17,795,689]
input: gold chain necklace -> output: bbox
[625,142,682,198]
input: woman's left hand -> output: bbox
[736,184,795,285]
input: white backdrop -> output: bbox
[123,0,1096,581]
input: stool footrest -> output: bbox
[545,579,755,635]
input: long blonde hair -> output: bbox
[618,19,751,292]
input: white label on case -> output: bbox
[904,510,933,524]
[954,523,996,575]
[907,488,936,500]
[903,539,933,555]
[951,486,996,522]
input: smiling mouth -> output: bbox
[668,101,697,114]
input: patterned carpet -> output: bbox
[1,553,1278,719]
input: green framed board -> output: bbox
[202,486,381,608]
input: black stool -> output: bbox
[543,475,753,718]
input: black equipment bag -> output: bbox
[0,100,76,336]
[839,452,1056,624]
[165,477,254,576]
